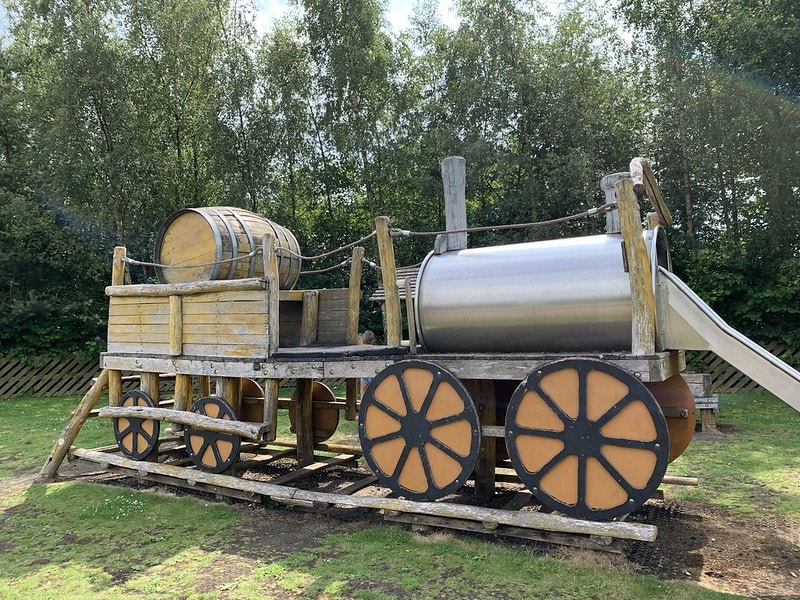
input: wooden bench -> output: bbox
[681,372,719,433]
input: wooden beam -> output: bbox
[264,378,279,442]
[616,179,656,355]
[374,216,401,347]
[299,290,319,346]
[69,447,659,542]
[463,379,496,502]
[36,369,109,482]
[217,376,242,416]
[440,156,468,251]
[295,378,315,466]
[97,406,268,440]
[112,247,128,286]
[263,233,280,355]
[141,372,160,406]
[169,295,183,356]
[172,374,193,433]
[108,369,122,407]
[106,278,266,298]
[630,157,673,226]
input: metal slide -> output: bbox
[656,267,800,413]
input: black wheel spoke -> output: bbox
[600,436,656,450]
[425,436,465,462]
[369,430,405,445]
[370,398,405,422]
[418,373,444,417]
[595,452,640,498]
[529,381,572,424]
[428,413,468,428]
[593,393,637,428]
[419,445,435,492]
[529,447,569,478]
[390,443,414,481]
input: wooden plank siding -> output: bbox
[107,288,270,360]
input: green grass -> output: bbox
[665,392,800,517]
[0,394,111,478]
[3,390,794,599]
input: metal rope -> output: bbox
[277,230,377,261]
[300,257,353,275]
[121,248,261,270]
[389,203,616,238]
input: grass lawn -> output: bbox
[1,391,796,599]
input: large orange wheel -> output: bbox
[358,360,481,501]
[645,374,696,462]
[505,359,669,520]
[113,391,159,460]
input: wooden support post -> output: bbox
[346,246,365,421]
[111,246,128,286]
[172,374,193,432]
[217,377,242,416]
[36,369,110,482]
[616,179,656,356]
[375,216,402,347]
[299,290,319,346]
[439,156,468,252]
[199,375,212,398]
[108,369,122,407]
[169,295,183,356]
[263,233,280,356]
[295,378,315,466]
[141,372,160,406]
[264,378,280,442]
[402,277,417,354]
[464,379,496,502]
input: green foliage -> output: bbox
[0,191,109,358]
[1,0,799,353]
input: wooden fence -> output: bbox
[2,343,798,399]
[0,356,347,399]
[688,341,800,393]
[0,356,102,399]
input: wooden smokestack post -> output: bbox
[435,156,468,254]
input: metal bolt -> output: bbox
[654,443,661,449]
[634,371,642,379]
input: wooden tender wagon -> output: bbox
[40,156,800,548]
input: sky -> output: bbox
[250,0,460,34]
[0,1,459,40]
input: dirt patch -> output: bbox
[628,499,799,599]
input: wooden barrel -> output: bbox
[154,207,301,288]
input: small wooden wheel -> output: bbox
[184,396,241,473]
[505,359,669,520]
[359,360,480,501]
[113,391,159,460]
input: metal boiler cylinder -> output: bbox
[414,228,671,353]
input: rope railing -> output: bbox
[118,204,613,275]
[389,203,616,238]
[121,248,262,270]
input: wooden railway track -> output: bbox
[62,436,696,553]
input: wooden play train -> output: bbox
[39,157,800,546]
